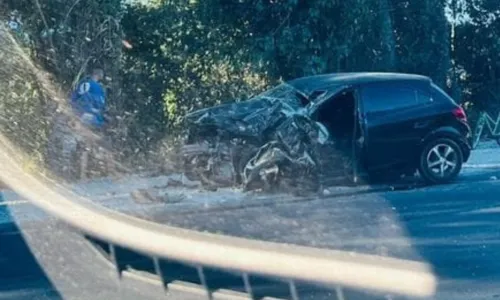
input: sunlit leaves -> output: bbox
[121,1,271,131]
[0,30,51,167]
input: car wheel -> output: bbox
[419,138,463,184]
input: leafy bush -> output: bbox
[0,25,52,170]
[1,0,499,176]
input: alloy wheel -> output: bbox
[426,144,458,178]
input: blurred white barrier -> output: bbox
[0,135,436,298]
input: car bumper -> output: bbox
[462,135,472,163]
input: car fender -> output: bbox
[420,126,471,162]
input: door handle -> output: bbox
[359,112,367,125]
[414,121,429,129]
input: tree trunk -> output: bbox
[379,0,396,70]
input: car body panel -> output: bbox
[421,125,472,162]
[288,72,430,95]
[359,80,434,170]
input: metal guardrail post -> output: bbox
[242,273,254,299]
[109,243,121,278]
[289,281,299,300]
[335,286,346,300]
[197,266,212,299]
[153,257,167,291]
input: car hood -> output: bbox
[183,96,302,138]
[184,97,271,123]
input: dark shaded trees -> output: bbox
[2,0,499,169]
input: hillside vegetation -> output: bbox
[1,0,499,177]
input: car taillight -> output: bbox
[453,107,467,122]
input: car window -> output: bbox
[431,83,455,104]
[362,84,428,113]
[417,89,432,104]
[259,83,310,107]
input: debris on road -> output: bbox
[130,188,185,204]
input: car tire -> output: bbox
[418,138,463,184]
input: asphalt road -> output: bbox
[145,170,500,299]
[2,149,500,299]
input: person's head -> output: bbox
[91,68,104,82]
[9,10,20,21]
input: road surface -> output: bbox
[1,146,500,299]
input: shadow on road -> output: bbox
[384,180,500,282]
[0,192,61,300]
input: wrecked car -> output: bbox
[181,72,472,192]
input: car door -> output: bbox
[359,81,435,171]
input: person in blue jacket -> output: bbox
[70,68,107,129]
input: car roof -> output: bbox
[288,72,432,94]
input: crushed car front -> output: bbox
[180,82,342,192]
[182,83,311,141]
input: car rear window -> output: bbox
[431,83,456,104]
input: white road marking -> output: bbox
[464,164,500,169]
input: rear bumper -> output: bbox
[462,141,472,162]
[462,122,473,162]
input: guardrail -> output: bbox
[0,134,437,299]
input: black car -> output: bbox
[182,72,472,192]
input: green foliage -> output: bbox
[391,0,451,87]
[120,0,455,134]
[2,0,500,173]
[452,0,500,110]
[0,26,51,167]
[121,1,270,130]
[5,0,124,86]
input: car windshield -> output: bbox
[257,82,310,107]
